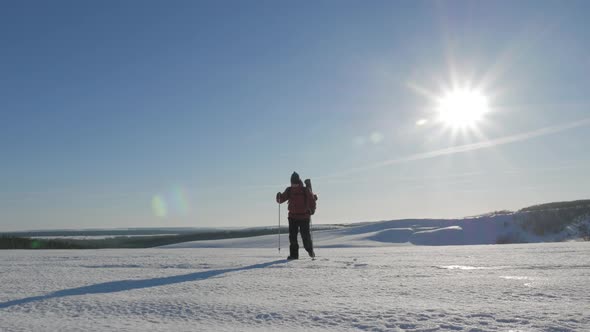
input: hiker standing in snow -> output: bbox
[276,172,316,260]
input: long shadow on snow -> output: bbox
[0,259,286,309]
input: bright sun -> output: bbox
[436,88,489,128]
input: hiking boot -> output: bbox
[287,256,298,260]
[308,250,315,258]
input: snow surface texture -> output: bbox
[1,243,589,331]
[163,214,590,249]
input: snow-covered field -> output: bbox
[1,243,589,331]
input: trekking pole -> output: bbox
[310,216,314,256]
[278,201,281,253]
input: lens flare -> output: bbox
[151,195,167,218]
[151,186,191,218]
[416,119,428,126]
[171,186,190,216]
[31,240,42,249]
[370,132,384,144]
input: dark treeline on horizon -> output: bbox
[0,236,86,249]
[1,226,334,249]
[3,228,213,238]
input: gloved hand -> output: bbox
[276,192,281,203]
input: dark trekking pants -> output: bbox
[288,218,313,258]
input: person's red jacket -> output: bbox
[276,184,316,220]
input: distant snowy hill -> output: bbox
[164,200,590,248]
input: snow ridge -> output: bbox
[164,213,589,249]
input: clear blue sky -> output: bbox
[2,1,590,231]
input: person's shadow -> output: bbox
[0,259,286,309]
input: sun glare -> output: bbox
[436,88,489,128]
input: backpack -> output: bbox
[286,186,316,216]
